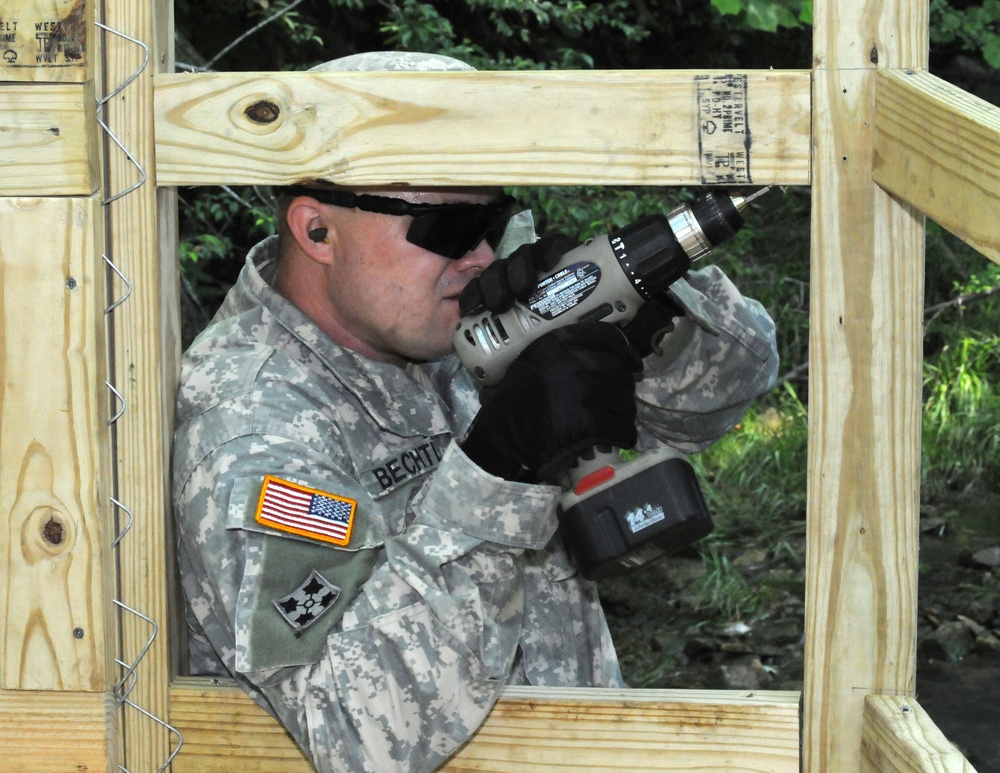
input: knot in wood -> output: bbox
[245,100,281,124]
[43,517,64,545]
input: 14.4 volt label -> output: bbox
[625,503,666,534]
[528,262,601,320]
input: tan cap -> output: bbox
[309,51,475,73]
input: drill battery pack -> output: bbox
[557,446,714,581]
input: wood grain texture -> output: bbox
[861,696,977,772]
[0,82,98,195]
[0,688,117,771]
[812,0,927,69]
[0,0,91,83]
[0,196,114,693]
[100,0,179,768]
[804,0,928,766]
[874,69,1000,265]
[170,679,801,773]
[153,69,812,187]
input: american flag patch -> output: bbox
[255,475,356,546]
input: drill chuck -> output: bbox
[609,215,690,301]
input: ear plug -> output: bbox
[308,227,329,243]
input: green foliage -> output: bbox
[931,0,1000,69]
[379,0,652,70]
[920,221,1000,496]
[670,383,808,620]
[711,0,812,32]
[694,384,809,543]
[690,542,762,621]
[922,325,1000,497]
[509,186,696,240]
[178,186,276,326]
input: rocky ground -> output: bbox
[599,487,1000,770]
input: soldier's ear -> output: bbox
[286,196,335,265]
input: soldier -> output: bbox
[172,51,779,773]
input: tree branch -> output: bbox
[203,0,309,71]
[775,284,1000,387]
[924,284,1000,317]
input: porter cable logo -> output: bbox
[527,262,601,320]
[625,503,666,534]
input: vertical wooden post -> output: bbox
[100,0,179,768]
[804,0,928,769]
[0,1,119,769]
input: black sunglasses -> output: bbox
[282,186,516,260]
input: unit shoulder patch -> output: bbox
[272,569,342,633]
[255,475,357,546]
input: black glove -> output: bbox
[621,293,686,358]
[461,321,641,483]
[459,234,580,315]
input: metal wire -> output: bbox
[110,496,133,549]
[106,380,126,426]
[96,15,182,772]
[95,22,149,205]
[117,696,184,773]
[103,253,133,314]
[112,599,159,702]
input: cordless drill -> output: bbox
[454,188,768,579]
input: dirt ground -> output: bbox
[598,488,1000,770]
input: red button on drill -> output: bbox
[573,465,616,495]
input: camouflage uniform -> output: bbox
[173,230,777,772]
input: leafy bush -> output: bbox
[931,0,1000,69]
[694,384,809,546]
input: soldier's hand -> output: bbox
[461,321,641,483]
[459,234,579,316]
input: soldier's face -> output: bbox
[322,189,500,365]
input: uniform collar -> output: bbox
[232,236,456,438]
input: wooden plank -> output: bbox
[0,195,114,692]
[861,696,977,772]
[0,82,98,195]
[804,0,927,768]
[0,0,91,83]
[153,69,812,187]
[0,688,117,771]
[442,687,801,771]
[874,69,1000,265]
[170,678,311,773]
[100,0,178,769]
[169,678,801,772]
[812,0,927,68]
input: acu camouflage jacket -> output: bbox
[172,234,778,772]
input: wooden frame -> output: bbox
[3,0,998,769]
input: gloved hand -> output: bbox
[459,234,580,315]
[460,233,686,360]
[461,321,642,483]
[621,293,686,358]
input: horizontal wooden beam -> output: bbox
[0,688,116,771]
[861,695,975,772]
[442,685,802,771]
[169,678,802,772]
[154,69,811,188]
[0,82,98,195]
[873,69,1000,265]
[0,0,92,84]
